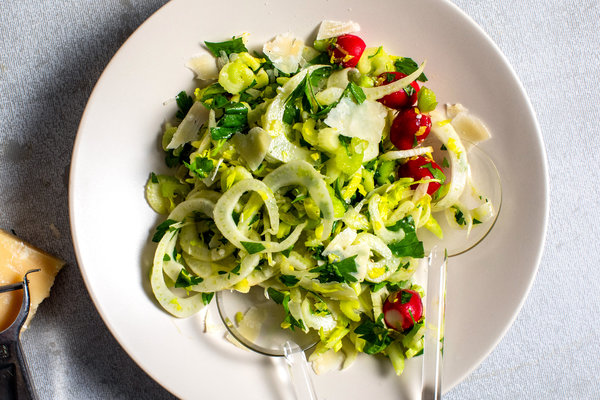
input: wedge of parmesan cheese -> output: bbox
[263,33,305,74]
[450,111,492,144]
[186,53,219,80]
[316,20,361,40]
[0,229,64,331]
[323,97,387,161]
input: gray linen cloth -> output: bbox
[1,0,599,399]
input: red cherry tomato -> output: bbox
[390,107,432,150]
[376,72,420,109]
[383,289,423,331]
[330,34,366,68]
[397,156,444,196]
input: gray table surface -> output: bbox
[1,0,599,399]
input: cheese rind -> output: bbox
[0,229,65,331]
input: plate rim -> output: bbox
[69,0,549,396]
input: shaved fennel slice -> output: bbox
[168,197,235,261]
[315,87,345,105]
[323,227,357,256]
[368,194,406,243]
[326,68,356,89]
[362,62,426,101]
[380,146,433,161]
[263,65,326,162]
[355,232,400,283]
[214,178,277,241]
[189,254,260,293]
[182,252,234,277]
[430,109,469,211]
[288,288,308,332]
[185,189,221,203]
[301,295,336,332]
[151,231,204,318]
[183,231,230,260]
[213,178,306,252]
[263,160,334,240]
[244,258,278,286]
[300,279,358,301]
[167,101,207,149]
[168,196,214,221]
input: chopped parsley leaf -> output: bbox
[246,213,260,226]
[279,274,300,287]
[184,157,214,178]
[174,268,204,288]
[240,241,266,254]
[348,82,366,104]
[152,219,179,242]
[282,294,305,330]
[308,245,327,261]
[387,216,425,258]
[422,162,446,184]
[204,37,248,57]
[211,102,248,140]
[281,246,293,258]
[454,208,466,225]
[202,292,214,305]
[394,57,428,82]
[175,91,194,120]
[354,314,392,355]
[401,291,413,304]
[232,211,241,225]
[310,255,358,284]
[267,287,286,304]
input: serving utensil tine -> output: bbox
[421,249,447,400]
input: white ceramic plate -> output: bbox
[69,0,548,398]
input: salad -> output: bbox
[145,20,494,376]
